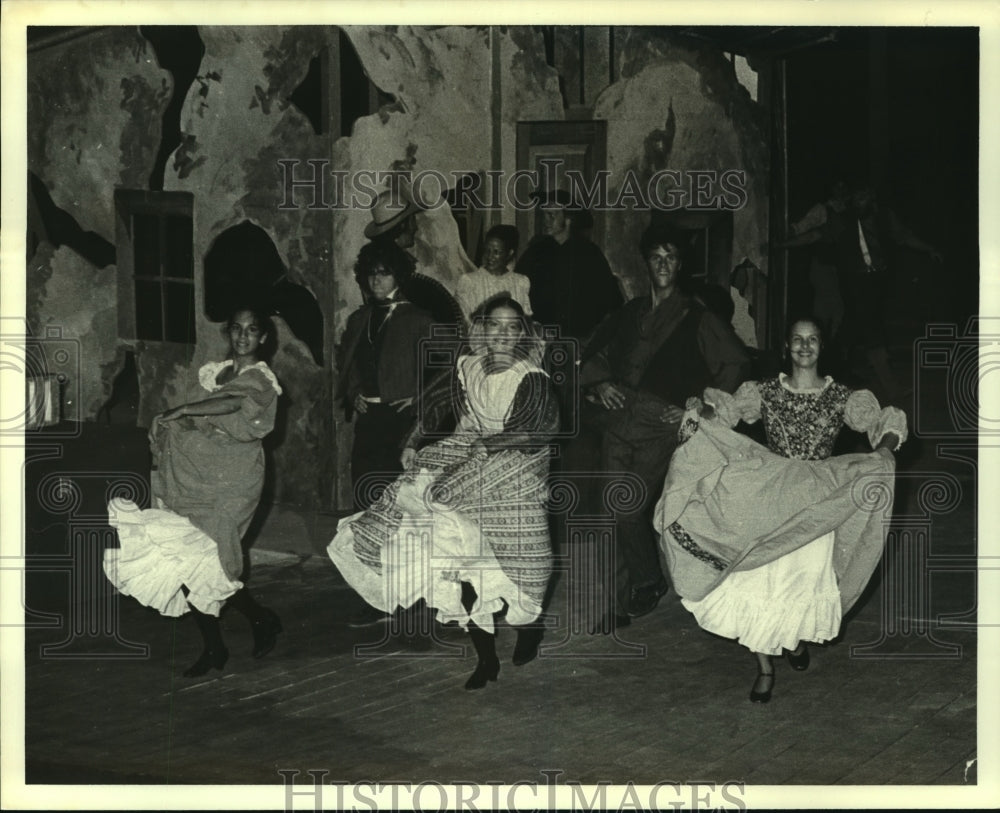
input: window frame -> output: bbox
[114,189,196,345]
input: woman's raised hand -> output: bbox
[660,405,685,424]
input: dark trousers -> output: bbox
[350,402,415,511]
[599,417,679,615]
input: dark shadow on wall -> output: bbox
[203,221,325,365]
[139,25,206,192]
[27,172,116,267]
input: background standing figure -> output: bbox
[454,224,532,321]
[365,184,466,331]
[328,296,559,690]
[835,185,941,401]
[515,189,622,342]
[104,306,284,677]
[655,317,907,703]
[781,179,852,348]
[338,240,435,514]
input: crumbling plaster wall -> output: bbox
[329,25,562,507]
[27,26,333,508]
[166,25,333,508]
[26,24,768,512]
[27,27,170,420]
[596,29,769,299]
[333,25,561,338]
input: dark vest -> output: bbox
[356,305,393,397]
[637,306,712,406]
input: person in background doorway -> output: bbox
[515,189,623,343]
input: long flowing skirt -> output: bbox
[103,497,242,617]
[680,530,842,655]
[655,418,895,654]
[328,433,552,634]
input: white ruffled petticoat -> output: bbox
[680,530,843,656]
[104,497,242,617]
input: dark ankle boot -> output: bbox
[250,607,283,659]
[464,622,500,690]
[228,588,283,659]
[512,622,544,666]
[184,607,229,677]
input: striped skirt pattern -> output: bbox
[328,433,552,633]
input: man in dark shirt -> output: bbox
[515,189,623,342]
[338,240,434,512]
[581,223,750,622]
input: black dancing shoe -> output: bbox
[626,577,669,618]
[464,656,500,690]
[251,608,283,659]
[183,646,229,678]
[512,626,544,666]
[785,643,810,671]
[749,670,774,703]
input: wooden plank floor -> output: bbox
[23,549,976,788]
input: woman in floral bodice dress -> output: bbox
[655,317,906,702]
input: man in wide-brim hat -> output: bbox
[364,187,420,242]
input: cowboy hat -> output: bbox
[364,188,419,238]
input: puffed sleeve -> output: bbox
[844,389,908,449]
[703,381,761,428]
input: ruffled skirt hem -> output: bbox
[104,498,242,617]
[328,508,543,636]
[681,531,842,656]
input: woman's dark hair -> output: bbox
[781,315,826,375]
[225,304,278,363]
[469,295,537,357]
[354,238,417,296]
[784,314,825,347]
[483,224,519,257]
[471,294,528,325]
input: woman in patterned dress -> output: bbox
[654,317,906,702]
[104,306,283,677]
[328,296,559,690]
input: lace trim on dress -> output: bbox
[668,521,729,571]
[778,372,833,394]
[198,359,283,395]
